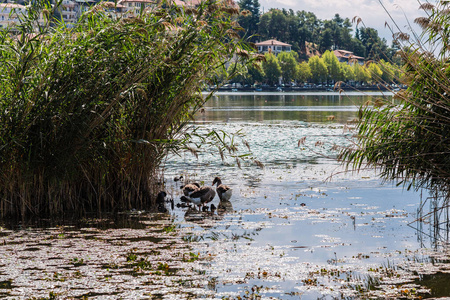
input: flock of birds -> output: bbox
[156,176,233,214]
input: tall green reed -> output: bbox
[0,0,255,218]
[340,0,450,236]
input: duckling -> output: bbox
[176,202,191,209]
[212,177,232,202]
[156,191,168,213]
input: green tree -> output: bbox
[237,0,260,41]
[322,50,342,83]
[308,55,327,84]
[268,9,289,42]
[228,63,248,85]
[339,62,355,82]
[367,63,382,84]
[357,27,389,60]
[296,61,312,83]
[247,63,265,84]
[378,59,399,84]
[277,51,298,84]
[262,52,282,85]
[352,63,370,85]
[296,10,320,55]
[318,27,333,52]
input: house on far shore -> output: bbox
[170,0,202,7]
[118,0,156,16]
[0,3,26,29]
[256,39,291,56]
[170,0,238,8]
[333,49,364,65]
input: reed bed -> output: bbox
[340,0,450,240]
[0,0,253,218]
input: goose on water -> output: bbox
[181,182,201,197]
[212,177,232,202]
[180,186,216,209]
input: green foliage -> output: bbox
[308,56,327,83]
[0,0,254,218]
[352,63,371,84]
[247,63,265,84]
[322,50,342,82]
[228,63,248,84]
[277,51,298,84]
[252,8,394,61]
[296,61,312,83]
[262,52,281,85]
[339,1,450,195]
[356,27,389,61]
[339,63,354,82]
[367,63,382,84]
[237,0,260,41]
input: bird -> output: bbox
[212,177,232,202]
[180,186,216,209]
[156,191,168,213]
[181,182,201,197]
[176,202,191,209]
[174,175,184,182]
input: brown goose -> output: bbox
[180,186,216,209]
[212,177,232,202]
[181,182,201,197]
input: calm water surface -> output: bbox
[1,92,448,299]
[161,92,449,299]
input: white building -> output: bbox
[0,3,26,29]
[118,0,156,16]
[60,0,77,26]
[74,0,97,20]
[256,39,291,56]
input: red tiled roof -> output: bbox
[304,42,320,58]
[171,0,203,6]
[101,1,126,8]
[0,3,26,9]
[119,0,155,3]
[256,39,292,47]
[334,50,364,60]
[170,0,237,8]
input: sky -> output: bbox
[258,0,427,43]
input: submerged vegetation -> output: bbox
[0,0,256,218]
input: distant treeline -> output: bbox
[224,50,402,87]
[237,0,399,62]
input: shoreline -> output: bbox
[208,84,400,93]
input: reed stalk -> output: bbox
[340,0,450,238]
[0,0,254,218]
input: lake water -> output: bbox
[0,91,448,299]
[161,92,450,299]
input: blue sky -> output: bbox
[258,0,427,43]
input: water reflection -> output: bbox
[200,92,392,124]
